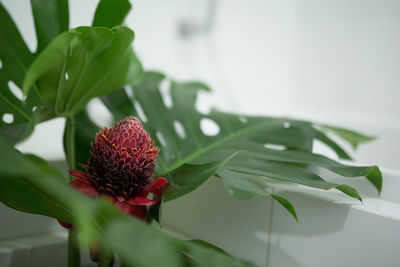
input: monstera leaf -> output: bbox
[0,3,39,143]
[72,72,381,221]
[0,0,137,144]
[22,26,134,119]
[0,0,70,143]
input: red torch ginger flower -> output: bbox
[62,116,168,225]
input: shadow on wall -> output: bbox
[269,244,305,267]
[162,177,352,266]
[0,203,62,241]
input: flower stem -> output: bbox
[66,116,77,170]
[68,230,81,267]
[65,116,81,267]
[98,249,114,267]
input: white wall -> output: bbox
[2,0,399,169]
[126,0,400,169]
[1,2,400,266]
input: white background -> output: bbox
[1,1,400,266]
[2,0,399,170]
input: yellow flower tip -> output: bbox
[146,146,159,153]
[99,130,108,141]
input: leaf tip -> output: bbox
[271,194,298,223]
[366,165,382,195]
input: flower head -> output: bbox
[89,116,159,199]
[63,116,168,223]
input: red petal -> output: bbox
[127,197,155,206]
[69,170,91,183]
[57,220,72,229]
[70,180,99,197]
[115,201,133,215]
[136,189,150,198]
[148,177,169,195]
[131,206,147,220]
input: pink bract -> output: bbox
[61,116,168,225]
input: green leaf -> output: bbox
[0,120,35,145]
[31,0,69,53]
[105,219,183,267]
[0,142,74,222]
[92,0,144,86]
[181,240,256,267]
[227,140,382,194]
[163,152,240,202]
[335,185,362,201]
[106,219,256,267]
[221,157,363,199]
[92,0,131,28]
[100,86,135,122]
[312,128,352,160]
[218,159,362,221]
[271,194,298,222]
[128,72,316,175]
[320,125,376,149]
[148,200,163,224]
[218,170,267,200]
[0,3,41,142]
[187,239,230,256]
[124,48,145,86]
[71,53,143,167]
[134,73,380,193]
[23,26,134,118]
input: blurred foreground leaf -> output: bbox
[0,137,256,266]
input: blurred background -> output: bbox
[1,1,400,266]
[2,0,399,170]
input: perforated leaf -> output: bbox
[31,0,69,53]
[0,3,41,142]
[72,72,382,221]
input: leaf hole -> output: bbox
[65,72,69,81]
[239,116,248,124]
[134,101,148,123]
[200,118,220,136]
[159,79,173,108]
[173,120,186,139]
[195,90,212,115]
[283,122,291,128]
[2,113,14,124]
[8,81,25,101]
[0,58,2,69]
[156,131,167,147]
[32,106,38,112]
[87,98,113,127]
[124,86,135,100]
[264,144,286,150]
